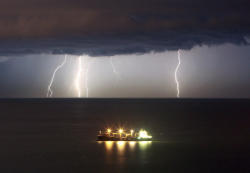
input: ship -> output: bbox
[97,128,152,141]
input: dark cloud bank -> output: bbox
[0,0,250,56]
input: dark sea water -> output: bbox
[0,99,249,173]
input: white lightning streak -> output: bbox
[85,59,90,98]
[47,55,67,97]
[75,57,82,97]
[175,50,181,98]
[110,57,121,80]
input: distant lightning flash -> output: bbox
[47,55,67,97]
[75,56,82,97]
[175,50,181,98]
[110,57,121,80]
[85,60,90,98]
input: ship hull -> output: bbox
[97,135,151,141]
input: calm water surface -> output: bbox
[0,99,249,173]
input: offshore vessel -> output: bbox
[97,128,152,141]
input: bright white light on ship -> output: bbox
[119,129,123,134]
[138,130,152,139]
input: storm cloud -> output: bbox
[0,0,249,56]
[0,31,249,57]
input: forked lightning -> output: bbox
[47,55,67,97]
[175,50,181,98]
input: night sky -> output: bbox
[0,2,250,172]
[0,0,249,98]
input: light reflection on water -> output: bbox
[98,141,152,153]
[128,141,136,150]
[105,141,114,151]
[116,141,126,154]
[139,141,152,150]
[98,141,152,164]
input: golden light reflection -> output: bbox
[98,141,152,156]
[128,141,136,150]
[117,141,126,153]
[105,141,114,151]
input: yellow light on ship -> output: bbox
[119,129,123,134]
[130,129,134,136]
[138,130,152,139]
[107,128,111,133]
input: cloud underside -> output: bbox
[0,0,249,56]
[0,31,249,56]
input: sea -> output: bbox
[0,99,249,173]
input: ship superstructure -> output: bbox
[97,128,152,141]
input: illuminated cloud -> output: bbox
[0,57,9,63]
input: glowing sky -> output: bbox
[0,43,249,98]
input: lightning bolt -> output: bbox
[75,56,82,97]
[47,55,67,97]
[110,57,121,80]
[175,50,181,98]
[85,61,90,98]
